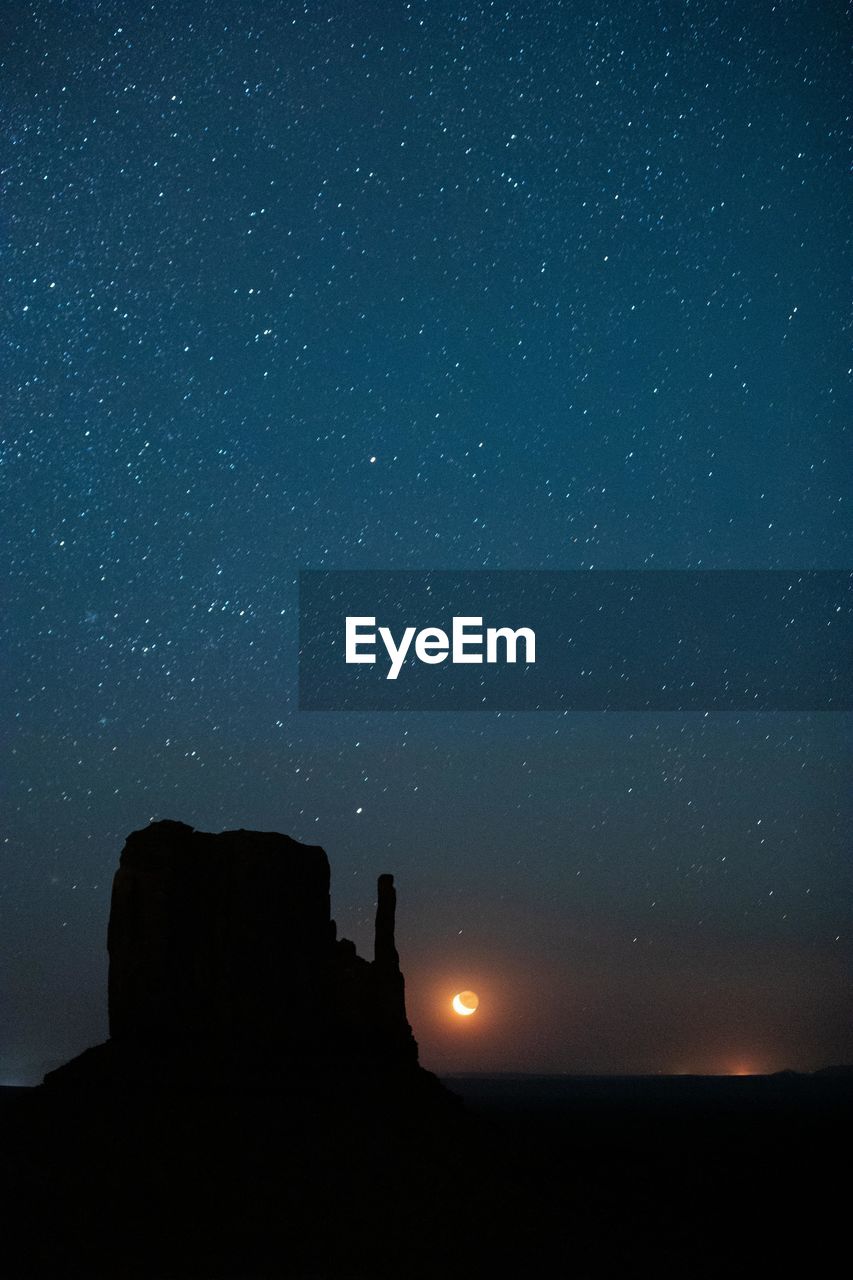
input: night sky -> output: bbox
[2,0,850,1084]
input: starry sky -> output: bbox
[2,0,850,1083]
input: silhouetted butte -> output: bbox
[45,820,438,1096]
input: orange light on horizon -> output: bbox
[725,1058,764,1076]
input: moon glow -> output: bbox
[452,990,480,1016]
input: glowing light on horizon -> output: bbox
[452,990,480,1017]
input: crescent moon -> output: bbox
[452,991,479,1016]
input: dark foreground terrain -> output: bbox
[1,1070,849,1279]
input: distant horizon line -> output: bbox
[441,1066,852,1079]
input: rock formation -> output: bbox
[45,819,423,1089]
